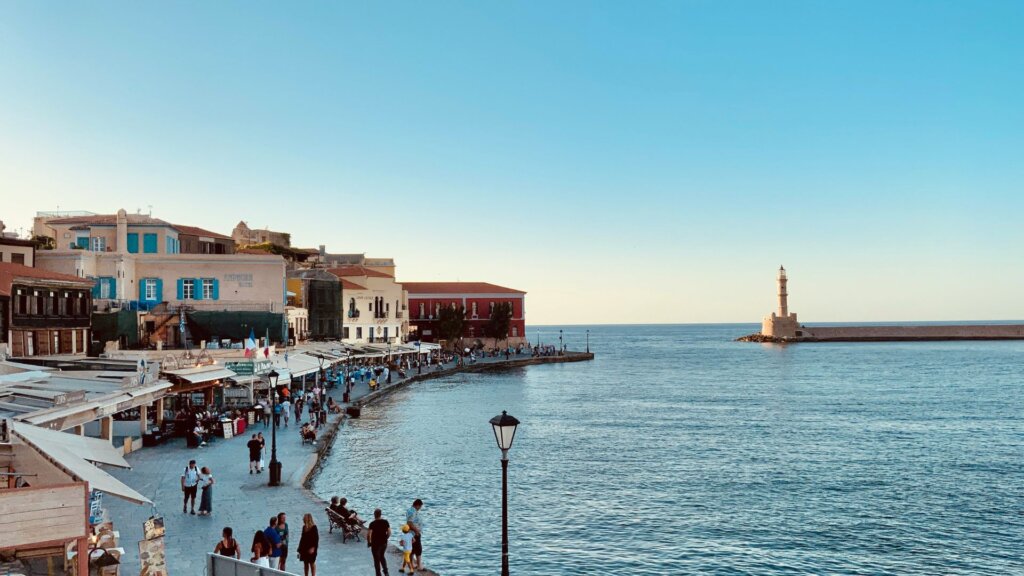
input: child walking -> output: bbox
[399,524,415,574]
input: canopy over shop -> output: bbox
[161,363,238,410]
[3,420,151,575]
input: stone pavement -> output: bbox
[103,371,410,576]
[102,352,588,575]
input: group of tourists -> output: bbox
[180,459,215,515]
[214,512,320,576]
[209,499,423,576]
[364,498,426,576]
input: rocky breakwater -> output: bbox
[736,333,805,343]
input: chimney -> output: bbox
[116,209,128,254]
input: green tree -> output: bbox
[32,235,55,250]
[437,304,466,346]
[484,302,513,347]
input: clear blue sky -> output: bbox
[2,1,1022,324]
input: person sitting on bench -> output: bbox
[336,498,365,527]
[301,422,317,443]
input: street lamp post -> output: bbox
[489,411,520,576]
[267,370,282,486]
[586,329,590,354]
[559,329,563,354]
[317,356,326,405]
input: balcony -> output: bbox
[396,311,404,319]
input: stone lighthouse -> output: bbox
[761,266,800,338]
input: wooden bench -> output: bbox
[325,508,361,543]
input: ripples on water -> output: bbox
[312,324,1024,575]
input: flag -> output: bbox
[245,329,257,358]
[263,345,270,358]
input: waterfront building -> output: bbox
[404,282,527,345]
[327,265,407,344]
[174,224,236,254]
[0,262,94,357]
[0,236,35,267]
[286,306,309,343]
[286,268,343,340]
[760,266,801,339]
[33,209,287,349]
[232,220,291,247]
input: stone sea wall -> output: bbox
[739,324,1024,343]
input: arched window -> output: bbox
[471,302,478,316]
[419,303,425,319]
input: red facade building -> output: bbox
[404,282,526,345]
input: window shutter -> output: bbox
[193,278,203,300]
[139,279,146,301]
[108,278,117,299]
[176,279,184,300]
[211,278,219,300]
[155,278,163,302]
[92,278,101,299]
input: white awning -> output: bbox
[165,367,238,384]
[12,421,130,468]
[274,353,323,378]
[11,422,151,505]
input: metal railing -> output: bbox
[207,553,295,576]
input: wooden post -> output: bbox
[77,536,89,576]
[100,417,113,441]
[139,405,149,436]
[155,398,165,425]
[72,425,84,435]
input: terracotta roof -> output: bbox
[173,224,233,240]
[341,279,366,291]
[48,213,174,227]
[0,262,93,297]
[403,282,525,295]
[326,266,394,279]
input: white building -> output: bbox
[327,265,407,344]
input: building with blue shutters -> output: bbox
[34,209,286,350]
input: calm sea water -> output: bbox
[312,324,1024,575]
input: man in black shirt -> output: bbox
[366,508,391,576]
[247,434,261,474]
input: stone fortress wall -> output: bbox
[804,324,1024,341]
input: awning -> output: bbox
[273,353,322,378]
[164,367,238,384]
[11,422,152,505]
[12,421,130,468]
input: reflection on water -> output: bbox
[312,324,1024,575]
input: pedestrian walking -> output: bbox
[367,508,391,576]
[398,524,415,574]
[198,466,214,515]
[406,499,424,570]
[276,512,290,572]
[273,401,282,427]
[247,434,261,474]
[294,398,303,422]
[282,398,291,427]
[214,527,240,559]
[257,432,266,472]
[263,402,271,428]
[298,513,319,576]
[181,460,200,515]
[251,530,272,567]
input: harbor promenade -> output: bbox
[103,350,593,575]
